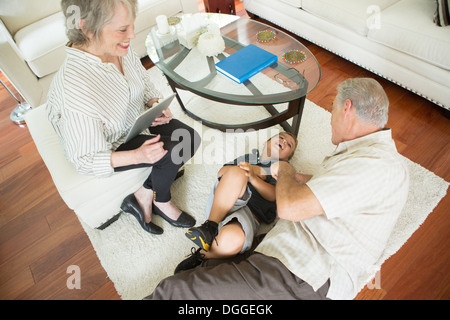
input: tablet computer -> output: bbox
[124,92,176,143]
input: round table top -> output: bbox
[145,13,321,105]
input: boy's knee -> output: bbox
[219,222,246,253]
[229,165,245,174]
[225,166,248,180]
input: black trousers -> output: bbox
[115,119,200,202]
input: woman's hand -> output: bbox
[134,135,167,164]
[151,108,173,127]
[147,98,159,107]
[110,135,167,168]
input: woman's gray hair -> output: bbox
[61,0,138,47]
[336,78,389,128]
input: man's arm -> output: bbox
[273,162,325,222]
[295,172,313,185]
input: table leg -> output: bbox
[288,96,306,136]
[166,76,187,113]
[164,65,306,135]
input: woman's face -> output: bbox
[91,3,136,59]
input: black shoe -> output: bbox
[120,194,163,235]
[174,247,205,274]
[185,220,218,251]
[152,203,196,228]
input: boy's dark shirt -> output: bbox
[224,149,283,224]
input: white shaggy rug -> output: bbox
[81,66,449,300]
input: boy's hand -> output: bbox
[238,162,266,182]
[270,161,280,180]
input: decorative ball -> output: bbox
[197,32,225,57]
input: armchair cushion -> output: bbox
[14,12,67,78]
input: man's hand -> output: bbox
[238,162,266,182]
[271,161,312,183]
[270,161,295,180]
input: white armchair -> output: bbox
[10,0,197,229]
[25,105,152,229]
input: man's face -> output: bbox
[330,96,346,145]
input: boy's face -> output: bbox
[264,133,297,161]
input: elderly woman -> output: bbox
[46,0,200,234]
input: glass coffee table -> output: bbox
[145,13,320,135]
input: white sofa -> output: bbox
[243,0,450,110]
[0,0,198,108]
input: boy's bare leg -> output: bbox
[203,220,245,259]
[208,166,248,224]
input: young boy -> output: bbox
[175,132,298,273]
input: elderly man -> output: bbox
[146,78,409,300]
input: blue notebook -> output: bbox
[215,44,278,84]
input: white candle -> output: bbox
[156,15,169,34]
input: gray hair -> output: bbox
[336,78,389,128]
[61,0,138,47]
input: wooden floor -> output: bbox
[0,1,448,300]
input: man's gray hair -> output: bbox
[61,0,138,47]
[336,78,389,128]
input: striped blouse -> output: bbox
[46,46,162,177]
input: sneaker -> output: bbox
[174,247,205,274]
[185,220,218,251]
